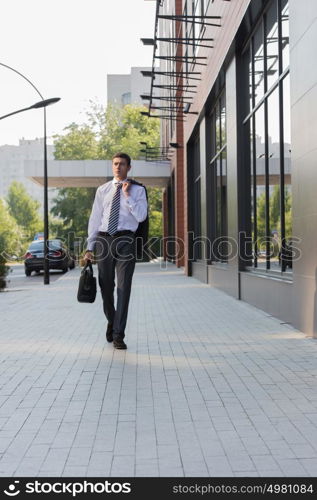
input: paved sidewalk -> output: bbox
[1,261,317,477]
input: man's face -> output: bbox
[112,157,131,180]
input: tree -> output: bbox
[6,181,43,242]
[148,187,162,214]
[52,103,162,249]
[54,103,160,161]
[256,192,266,239]
[255,185,292,258]
[50,187,96,243]
[0,199,23,289]
[148,210,163,239]
[53,123,99,160]
[270,184,280,233]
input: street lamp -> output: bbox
[0,62,61,284]
[0,98,60,120]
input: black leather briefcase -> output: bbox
[77,261,97,303]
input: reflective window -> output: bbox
[267,88,280,269]
[266,0,279,90]
[283,74,292,243]
[281,0,290,71]
[208,90,227,262]
[253,23,265,105]
[121,92,131,106]
[243,0,291,274]
[193,136,201,260]
[248,44,253,115]
[255,104,265,268]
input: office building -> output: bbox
[0,138,56,213]
[142,0,317,336]
[107,66,152,106]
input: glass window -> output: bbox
[193,136,201,260]
[243,0,291,275]
[281,0,290,72]
[253,23,265,105]
[208,90,227,263]
[255,104,266,269]
[216,157,221,239]
[266,0,279,90]
[282,73,292,271]
[216,100,221,153]
[267,88,280,269]
[220,93,226,147]
[121,92,131,106]
[248,43,253,115]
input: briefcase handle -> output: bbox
[81,261,93,275]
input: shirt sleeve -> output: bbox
[86,187,103,251]
[125,186,148,223]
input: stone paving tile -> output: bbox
[135,459,159,476]
[300,458,317,476]
[276,458,308,476]
[110,455,135,477]
[2,262,317,477]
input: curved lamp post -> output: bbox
[0,62,61,284]
[0,97,60,120]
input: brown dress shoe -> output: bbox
[106,323,113,342]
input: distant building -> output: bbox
[107,67,152,107]
[0,138,57,214]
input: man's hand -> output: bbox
[122,181,131,197]
[84,251,94,262]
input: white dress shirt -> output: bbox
[86,178,148,250]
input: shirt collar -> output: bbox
[112,177,127,185]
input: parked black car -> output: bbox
[24,239,76,276]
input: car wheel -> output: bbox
[25,269,32,276]
[62,265,68,274]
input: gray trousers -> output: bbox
[95,233,136,340]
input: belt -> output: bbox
[98,230,135,237]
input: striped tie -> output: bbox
[107,182,122,235]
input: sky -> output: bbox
[0,0,156,146]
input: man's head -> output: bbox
[112,152,131,181]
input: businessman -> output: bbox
[84,152,148,349]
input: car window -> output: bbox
[28,240,62,251]
[29,242,44,251]
[49,240,62,250]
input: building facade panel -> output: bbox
[206,54,239,298]
[289,0,317,335]
[147,0,317,336]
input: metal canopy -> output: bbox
[157,14,221,28]
[141,70,201,81]
[140,0,230,157]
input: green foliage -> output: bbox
[0,251,8,290]
[54,103,160,161]
[148,187,162,213]
[148,210,163,240]
[147,188,163,239]
[6,181,43,242]
[54,123,99,160]
[269,185,280,232]
[49,215,67,239]
[256,185,292,241]
[52,103,163,246]
[50,188,96,242]
[0,199,23,289]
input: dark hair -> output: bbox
[112,152,131,166]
